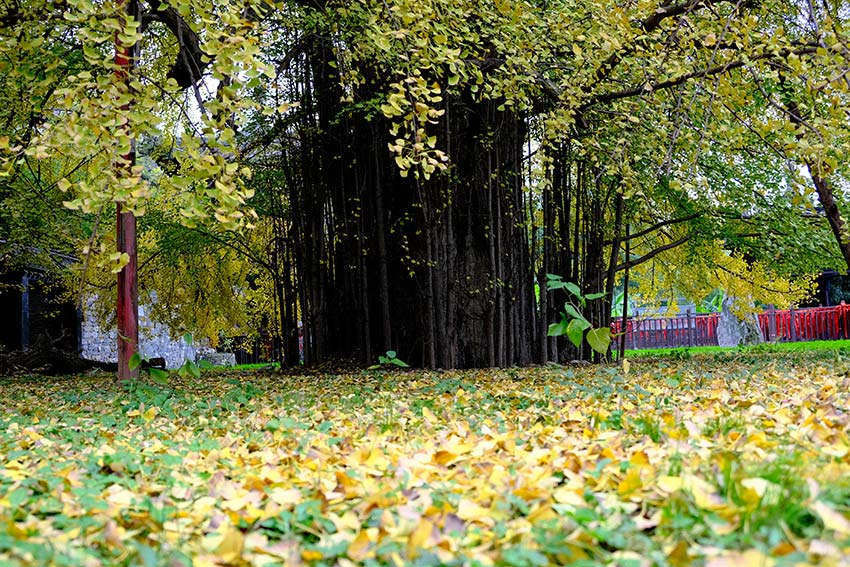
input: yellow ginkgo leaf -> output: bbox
[348,529,376,561]
[142,406,158,422]
[215,527,244,564]
[301,549,323,561]
[739,478,770,507]
[684,475,725,511]
[407,519,433,556]
[706,549,775,567]
[657,475,683,493]
[618,467,642,495]
[268,488,302,508]
[456,499,494,526]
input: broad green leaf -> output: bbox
[548,321,568,336]
[587,327,612,354]
[149,368,169,384]
[566,318,586,348]
[564,282,582,298]
[563,304,586,323]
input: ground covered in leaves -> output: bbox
[2,354,850,566]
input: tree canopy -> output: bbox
[2,0,850,367]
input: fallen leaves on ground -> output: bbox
[1,355,850,566]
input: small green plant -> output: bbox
[545,274,612,355]
[369,350,410,369]
[177,334,202,379]
[128,352,170,384]
[129,333,202,383]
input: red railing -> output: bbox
[757,304,850,342]
[612,304,850,349]
[612,313,719,349]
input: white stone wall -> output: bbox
[81,302,202,369]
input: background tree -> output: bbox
[1,0,274,377]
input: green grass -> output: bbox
[625,339,850,359]
[231,361,280,371]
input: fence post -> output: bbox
[686,309,693,347]
[767,305,776,341]
[788,307,797,342]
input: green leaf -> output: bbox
[149,368,169,384]
[386,350,397,359]
[186,360,201,379]
[587,327,612,354]
[564,282,582,297]
[501,546,548,567]
[566,318,587,348]
[177,360,200,380]
[548,321,567,336]
[183,333,193,346]
[82,45,100,61]
[128,353,142,371]
[563,303,584,321]
[585,292,606,300]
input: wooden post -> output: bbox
[686,309,693,347]
[117,205,138,381]
[767,305,776,341]
[115,0,139,381]
[789,307,797,342]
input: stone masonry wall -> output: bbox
[81,302,202,369]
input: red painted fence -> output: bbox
[756,304,850,343]
[612,304,850,349]
[612,312,719,349]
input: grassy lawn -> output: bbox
[626,339,850,360]
[2,357,850,565]
[232,362,280,371]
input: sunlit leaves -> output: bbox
[1,0,275,231]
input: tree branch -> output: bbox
[603,213,700,245]
[615,236,690,272]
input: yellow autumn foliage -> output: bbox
[629,239,812,317]
[2,357,850,565]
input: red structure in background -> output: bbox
[756,304,850,343]
[612,303,850,349]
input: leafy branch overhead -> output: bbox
[0,0,278,235]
